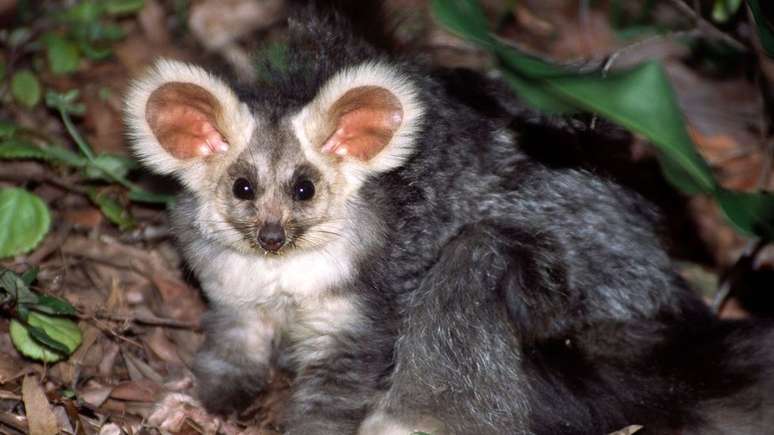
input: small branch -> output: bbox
[86,311,200,331]
[667,0,747,52]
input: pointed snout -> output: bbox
[258,222,286,252]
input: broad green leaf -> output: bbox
[0,188,51,258]
[86,154,138,180]
[500,70,576,114]
[0,267,38,305]
[87,188,135,230]
[712,0,743,22]
[431,0,774,240]
[748,0,774,57]
[20,267,39,286]
[0,60,5,81]
[43,34,81,75]
[0,138,88,167]
[716,189,774,239]
[26,311,82,354]
[10,70,41,108]
[29,295,78,316]
[9,319,64,362]
[104,0,145,16]
[544,63,717,193]
[430,0,496,48]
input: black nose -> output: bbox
[258,222,285,252]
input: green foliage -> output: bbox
[43,33,81,75]
[10,70,41,108]
[432,0,774,240]
[0,188,51,258]
[87,188,135,231]
[747,0,774,57]
[712,0,743,22]
[1,267,82,363]
[0,89,171,252]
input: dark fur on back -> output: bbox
[176,5,774,434]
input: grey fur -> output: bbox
[134,8,774,435]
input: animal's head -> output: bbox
[125,59,423,255]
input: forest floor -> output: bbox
[0,0,773,434]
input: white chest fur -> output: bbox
[187,236,354,309]
[184,235,362,364]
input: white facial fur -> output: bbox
[127,59,420,367]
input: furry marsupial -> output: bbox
[126,9,774,435]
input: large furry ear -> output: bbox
[292,62,423,178]
[125,59,255,190]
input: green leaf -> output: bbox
[544,62,717,193]
[43,34,81,75]
[9,319,65,362]
[0,138,88,167]
[748,0,774,57]
[0,60,5,81]
[45,89,86,116]
[10,70,41,108]
[712,0,743,22]
[104,0,145,16]
[27,312,82,354]
[20,267,39,286]
[64,0,103,24]
[431,0,774,240]
[430,0,496,49]
[85,154,138,180]
[127,189,175,205]
[0,267,38,305]
[0,121,17,139]
[87,188,135,230]
[30,294,78,316]
[0,188,51,258]
[716,189,774,239]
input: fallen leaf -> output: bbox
[22,375,59,435]
[145,327,184,365]
[110,379,161,402]
[608,425,643,435]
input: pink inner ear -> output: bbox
[320,86,403,162]
[146,82,229,159]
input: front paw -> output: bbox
[193,351,270,416]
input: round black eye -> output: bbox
[232,178,255,200]
[293,179,315,201]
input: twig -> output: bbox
[87,311,200,330]
[589,29,699,129]
[0,161,86,194]
[667,0,747,52]
[26,223,73,265]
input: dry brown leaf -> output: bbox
[22,376,59,435]
[188,0,284,49]
[138,0,170,45]
[608,425,643,435]
[123,350,164,383]
[98,341,121,378]
[0,351,28,383]
[145,327,184,365]
[110,379,162,402]
[151,273,206,322]
[62,207,104,229]
[79,381,113,408]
